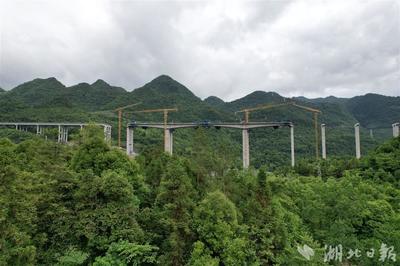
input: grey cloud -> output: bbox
[0,0,399,100]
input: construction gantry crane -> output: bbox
[236,101,322,159]
[115,102,141,148]
[132,108,178,152]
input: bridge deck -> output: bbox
[128,121,293,129]
[0,122,111,127]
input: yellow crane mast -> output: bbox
[114,102,141,148]
[236,101,322,159]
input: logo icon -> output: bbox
[297,244,315,260]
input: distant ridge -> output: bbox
[1,75,399,127]
[293,95,347,104]
[204,96,225,108]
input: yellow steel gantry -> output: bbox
[131,108,178,150]
[132,108,178,127]
[236,101,322,159]
[114,102,141,148]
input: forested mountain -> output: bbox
[6,77,66,107]
[1,75,398,127]
[105,75,231,122]
[204,95,225,109]
[294,93,400,128]
[52,79,127,111]
[346,93,400,128]
[0,75,399,167]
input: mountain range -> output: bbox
[0,75,399,167]
[1,75,398,126]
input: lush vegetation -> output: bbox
[1,126,399,265]
[1,75,398,167]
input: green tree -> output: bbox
[153,158,196,266]
[192,190,258,265]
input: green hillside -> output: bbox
[55,80,126,111]
[6,77,65,107]
[204,96,225,109]
[0,75,398,168]
[346,93,400,128]
[106,75,232,122]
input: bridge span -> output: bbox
[0,122,112,143]
[127,121,294,169]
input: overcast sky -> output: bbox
[0,0,399,100]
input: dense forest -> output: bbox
[1,125,399,265]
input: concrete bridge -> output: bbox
[0,122,112,143]
[2,120,397,168]
[127,121,294,168]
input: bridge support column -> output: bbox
[164,128,173,155]
[393,123,399,137]
[64,128,68,143]
[354,123,361,159]
[58,125,62,143]
[242,129,250,169]
[321,124,326,159]
[169,129,174,154]
[36,125,40,135]
[104,125,112,142]
[290,125,295,167]
[126,127,135,156]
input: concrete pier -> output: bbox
[321,124,326,159]
[103,125,112,142]
[58,125,62,143]
[354,123,361,159]
[393,123,399,137]
[242,129,250,169]
[164,129,172,154]
[169,129,174,154]
[126,127,135,156]
[290,124,295,167]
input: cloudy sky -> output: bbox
[0,0,399,100]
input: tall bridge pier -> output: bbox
[127,121,294,169]
[354,123,361,159]
[321,124,326,159]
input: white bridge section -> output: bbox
[0,122,112,143]
[393,123,399,138]
[127,121,294,169]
